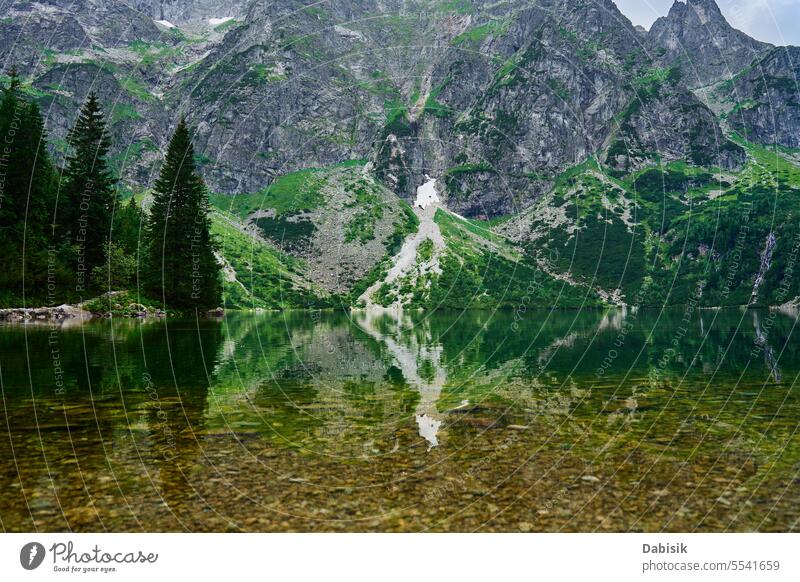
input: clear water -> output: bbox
[1,308,799,532]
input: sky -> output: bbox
[613,0,800,46]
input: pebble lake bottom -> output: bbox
[1,308,798,532]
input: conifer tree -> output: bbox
[61,92,117,294]
[112,195,143,256]
[0,68,58,301]
[143,118,221,310]
[92,196,143,292]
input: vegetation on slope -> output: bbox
[503,140,800,307]
[371,206,598,310]
[210,213,325,310]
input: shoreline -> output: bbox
[0,302,795,324]
[0,302,224,322]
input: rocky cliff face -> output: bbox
[129,0,250,24]
[718,46,800,149]
[0,0,164,66]
[378,0,644,215]
[173,0,738,216]
[0,0,793,217]
[1,0,241,184]
[647,1,799,155]
[604,67,745,174]
[648,0,770,88]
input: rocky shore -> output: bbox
[0,293,224,322]
[0,304,94,322]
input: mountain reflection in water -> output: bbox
[1,308,799,532]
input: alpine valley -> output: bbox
[3,0,800,310]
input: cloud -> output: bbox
[721,0,799,45]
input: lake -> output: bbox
[1,308,799,532]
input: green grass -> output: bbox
[494,53,525,87]
[109,103,141,125]
[201,133,800,309]
[451,20,507,45]
[513,134,800,306]
[384,98,409,125]
[371,206,599,309]
[128,40,182,66]
[253,216,316,251]
[422,78,454,117]
[214,18,240,33]
[344,178,385,244]
[120,76,154,102]
[428,233,595,310]
[211,213,324,309]
[346,200,419,305]
[633,67,674,88]
[356,70,399,97]
[209,166,340,220]
[437,0,474,14]
[241,63,287,85]
[435,208,509,249]
[417,239,434,263]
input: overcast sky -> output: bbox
[613,0,800,45]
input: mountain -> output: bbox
[3,0,800,309]
[3,0,744,211]
[499,138,800,307]
[129,0,250,24]
[717,46,800,149]
[648,0,770,88]
[0,0,243,187]
[175,0,743,216]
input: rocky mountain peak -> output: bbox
[675,0,725,22]
[649,0,770,87]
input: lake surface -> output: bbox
[1,308,799,532]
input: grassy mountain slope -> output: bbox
[208,160,599,310]
[208,135,800,311]
[499,139,800,307]
[211,212,324,309]
[366,204,598,310]
[209,161,420,307]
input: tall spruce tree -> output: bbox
[144,118,221,310]
[61,92,117,294]
[0,68,58,302]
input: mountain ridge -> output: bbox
[4,0,778,212]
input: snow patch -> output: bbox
[209,17,234,26]
[415,176,440,209]
[154,19,176,29]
